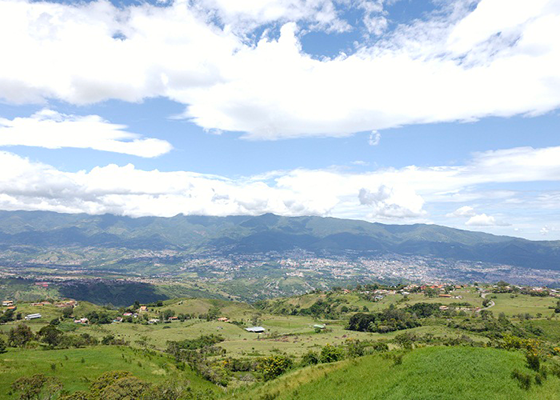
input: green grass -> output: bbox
[491,294,558,317]
[0,346,218,398]
[231,347,560,400]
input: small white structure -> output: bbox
[25,313,42,320]
[245,326,265,333]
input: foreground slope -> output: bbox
[233,347,560,400]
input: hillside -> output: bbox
[1,286,560,399]
[0,211,559,270]
[234,347,560,400]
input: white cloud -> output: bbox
[352,160,369,166]
[0,0,559,139]
[465,213,510,227]
[1,144,558,223]
[446,205,476,217]
[358,185,425,218]
[0,110,172,157]
[358,0,388,35]
[193,0,349,33]
[466,213,495,226]
[368,131,380,146]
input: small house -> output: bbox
[2,300,14,307]
[25,313,42,320]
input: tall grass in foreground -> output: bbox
[229,346,560,400]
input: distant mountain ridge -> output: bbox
[0,210,559,270]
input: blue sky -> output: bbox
[0,0,559,240]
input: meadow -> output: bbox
[1,285,559,399]
[232,347,560,400]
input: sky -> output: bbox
[0,0,559,240]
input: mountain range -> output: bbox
[0,210,559,270]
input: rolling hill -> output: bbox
[0,210,559,270]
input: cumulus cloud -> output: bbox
[446,206,476,217]
[0,144,559,230]
[193,0,349,33]
[0,0,559,139]
[358,185,425,218]
[0,110,172,157]
[466,213,510,227]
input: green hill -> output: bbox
[233,347,560,400]
[0,210,560,270]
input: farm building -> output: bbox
[245,326,265,333]
[25,313,42,320]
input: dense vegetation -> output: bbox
[1,283,560,399]
[1,210,560,269]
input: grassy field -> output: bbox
[0,346,218,398]
[230,347,560,400]
[490,293,558,317]
[2,289,560,399]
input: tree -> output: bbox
[0,336,7,353]
[0,308,15,323]
[161,309,175,321]
[62,307,74,319]
[89,371,133,397]
[100,376,150,400]
[424,288,438,298]
[8,324,33,347]
[38,325,64,347]
[11,374,63,400]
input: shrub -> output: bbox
[258,355,293,381]
[300,351,320,367]
[511,369,532,390]
[8,324,33,348]
[392,353,404,366]
[320,344,345,363]
[526,352,540,372]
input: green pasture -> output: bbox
[0,346,217,398]
[490,293,557,317]
[231,346,560,400]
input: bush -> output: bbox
[392,353,404,366]
[300,351,320,367]
[526,352,540,372]
[8,324,33,348]
[258,355,293,381]
[320,344,345,363]
[511,369,532,390]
